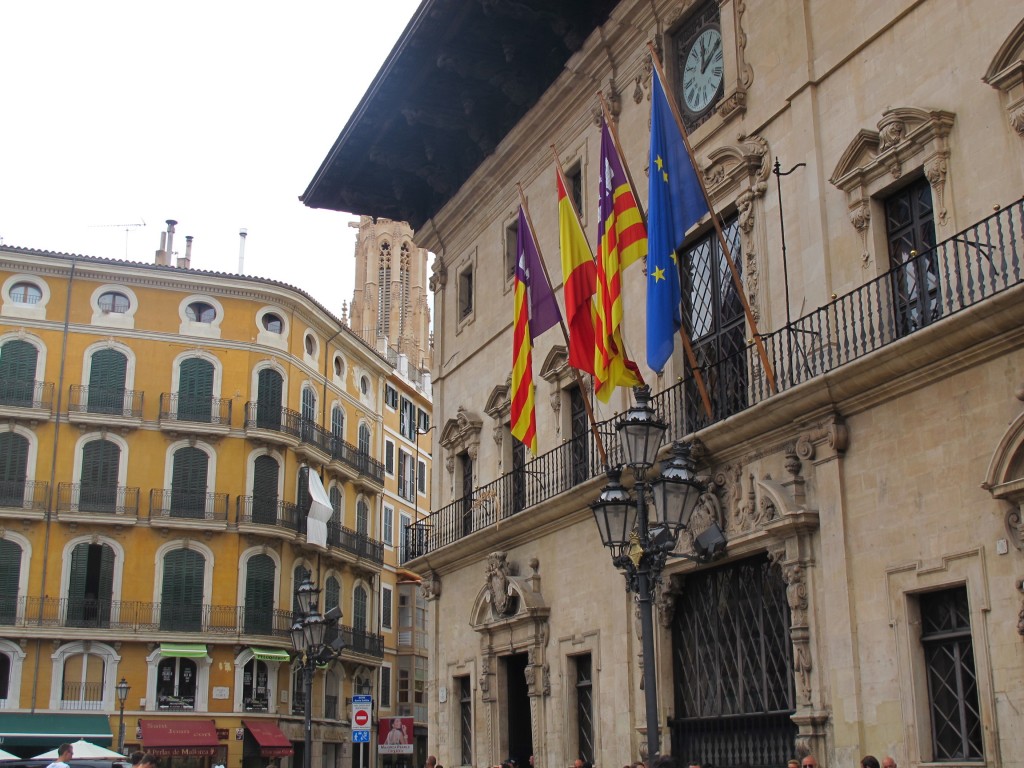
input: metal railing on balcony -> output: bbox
[150,489,230,521]
[68,385,144,418]
[160,392,233,425]
[57,483,140,516]
[326,521,384,564]
[237,495,299,531]
[244,402,303,436]
[325,624,384,658]
[0,378,53,410]
[403,198,1024,563]
[61,682,105,710]
[0,480,48,511]
[2,595,294,636]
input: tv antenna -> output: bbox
[89,218,147,258]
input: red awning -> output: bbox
[244,719,295,757]
[140,719,219,757]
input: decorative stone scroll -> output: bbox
[983,19,1024,139]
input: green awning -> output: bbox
[252,647,291,662]
[160,642,208,658]
[0,713,112,747]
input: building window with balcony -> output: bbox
[77,438,122,513]
[358,423,371,456]
[382,504,394,547]
[60,650,106,710]
[329,485,343,533]
[398,449,415,502]
[9,281,42,304]
[301,386,317,436]
[66,541,115,628]
[157,657,197,711]
[0,431,30,510]
[177,357,215,423]
[255,368,284,430]
[296,466,312,514]
[398,512,411,564]
[160,548,205,632]
[0,539,23,625]
[353,584,368,634]
[885,176,938,335]
[457,675,472,765]
[250,455,280,526]
[243,552,277,636]
[381,584,393,631]
[356,499,369,536]
[169,445,210,519]
[332,405,345,442]
[98,290,130,313]
[0,338,40,408]
[85,348,128,415]
[185,301,216,323]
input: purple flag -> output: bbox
[516,206,561,337]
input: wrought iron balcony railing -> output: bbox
[160,392,233,425]
[0,480,48,511]
[325,623,385,658]
[237,495,299,531]
[327,521,384,564]
[1,595,294,637]
[61,681,105,710]
[402,198,1024,563]
[244,402,303,436]
[68,385,143,418]
[57,483,140,516]
[0,378,53,410]
[149,489,230,521]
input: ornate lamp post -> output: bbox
[590,386,725,759]
[115,677,130,755]
[291,577,345,768]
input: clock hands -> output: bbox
[701,37,722,75]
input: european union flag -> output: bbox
[646,71,709,373]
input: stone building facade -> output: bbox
[304,2,1024,768]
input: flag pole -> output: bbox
[517,180,609,469]
[599,94,714,422]
[646,42,778,395]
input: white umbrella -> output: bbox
[0,747,19,761]
[33,739,126,760]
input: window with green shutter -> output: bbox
[178,357,214,422]
[170,447,209,518]
[0,539,22,625]
[324,575,342,648]
[80,440,119,512]
[0,339,38,407]
[87,348,127,415]
[291,563,312,614]
[252,455,279,525]
[356,499,369,536]
[0,432,29,507]
[256,369,283,430]
[67,542,114,628]
[353,585,367,633]
[296,466,311,514]
[244,554,275,635]
[160,548,205,631]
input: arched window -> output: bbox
[378,240,392,337]
[242,657,270,711]
[262,313,283,333]
[170,446,209,518]
[87,348,127,414]
[177,357,214,422]
[0,432,29,507]
[61,651,105,709]
[356,499,369,536]
[0,652,10,703]
[161,548,205,632]
[79,439,120,513]
[0,339,39,407]
[0,539,23,625]
[157,657,197,711]
[353,584,368,633]
[67,541,114,628]
[98,291,130,313]
[244,553,276,636]
[329,486,342,522]
[399,242,411,338]
[9,282,42,304]
[256,368,284,430]
[358,424,371,455]
[251,455,280,525]
[185,302,216,323]
[301,388,316,422]
[325,667,342,720]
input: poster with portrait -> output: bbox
[378,716,414,754]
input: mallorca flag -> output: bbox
[511,205,560,454]
[556,166,597,374]
[647,69,709,372]
[594,120,645,402]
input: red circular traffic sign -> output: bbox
[354,710,370,727]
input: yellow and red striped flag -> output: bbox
[511,205,561,454]
[594,119,645,402]
[556,166,598,374]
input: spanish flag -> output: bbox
[556,166,597,374]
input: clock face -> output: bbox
[682,27,724,115]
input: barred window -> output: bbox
[457,675,472,765]
[574,654,594,764]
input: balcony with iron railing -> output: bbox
[244,402,303,448]
[237,495,300,540]
[0,595,294,638]
[325,623,385,659]
[0,378,54,419]
[56,482,140,523]
[149,489,230,530]
[402,198,1024,564]
[0,480,48,519]
[67,384,144,429]
[61,682,105,710]
[294,515,384,566]
[159,392,233,435]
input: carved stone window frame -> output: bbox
[557,629,602,768]
[484,376,513,475]
[830,107,957,269]
[439,406,483,505]
[982,406,1024,551]
[983,18,1024,140]
[539,345,588,441]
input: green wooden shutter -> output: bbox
[87,349,127,414]
[353,585,367,632]
[80,440,119,512]
[296,466,311,515]
[0,340,38,406]
[0,539,22,624]
[178,358,214,422]
[0,432,29,507]
[244,554,275,635]
[291,564,312,613]
[161,549,204,631]
[171,447,209,518]
[256,369,283,429]
[252,455,279,525]
[67,542,90,625]
[356,500,368,536]
[97,544,114,626]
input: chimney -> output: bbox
[165,220,178,264]
[178,235,193,269]
[238,228,248,273]
[155,230,168,265]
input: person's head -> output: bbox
[57,745,73,762]
[801,756,818,768]
[860,757,879,768]
[529,758,535,768]
[130,753,146,767]
[139,755,160,768]
[881,758,896,768]
[788,761,800,768]
[650,757,680,768]
[427,756,437,768]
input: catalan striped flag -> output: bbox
[594,119,645,402]
[511,205,560,454]
[556,165,597,374]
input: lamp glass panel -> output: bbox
[290,621,305,652]
[592,497,637,549]
[304,614,327,648]
[296,580,318,615]
[651,476,700,531]
[620,419,667,468]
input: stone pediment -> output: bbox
[484,377,511,421]
[538,345,569,384]
[469,551,549,628]
[982,409,1024,503]
[439,406,482,449]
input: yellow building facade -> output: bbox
[0,241,430,768]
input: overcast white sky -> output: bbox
[0,0,422,317]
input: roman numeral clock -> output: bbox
[675,1,725,133]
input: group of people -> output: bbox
[425,750,898,768]
[794,754,898,768]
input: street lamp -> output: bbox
[115,677,130,755]
[291,576,345,768]
[590,386,725,759]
